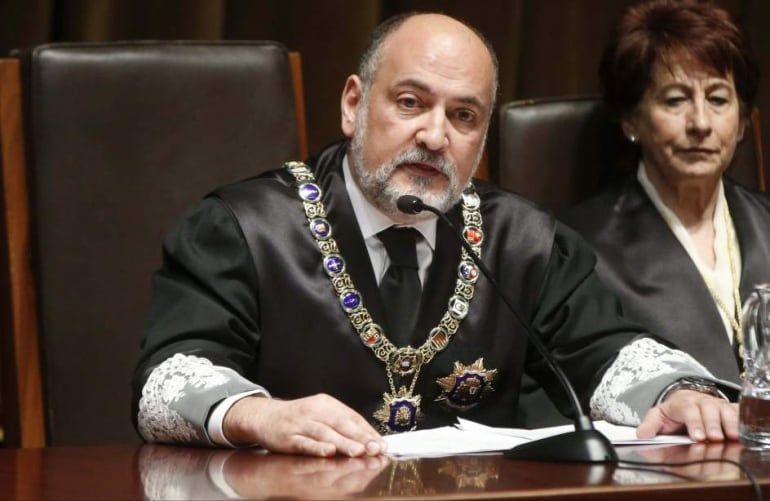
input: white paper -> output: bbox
[384,419,693,458]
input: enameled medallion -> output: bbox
[436,358,497,410]
[374,386,422,433]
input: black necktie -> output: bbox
[377,227,422,347]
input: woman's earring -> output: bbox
[629,134,637,143]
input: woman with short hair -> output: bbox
[561,0,770,384]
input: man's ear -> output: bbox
[341,75,364,138]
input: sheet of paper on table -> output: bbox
[384,418,694,458]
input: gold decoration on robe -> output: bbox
[374,386,422,433]
[436,358,497,410]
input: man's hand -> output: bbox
[636,389,739,441]
[222,393,388,457]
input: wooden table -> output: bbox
[2,442,770,499]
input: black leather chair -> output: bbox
[496,96,766,213]
[0,41,306,446]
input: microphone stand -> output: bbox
[398,195,617,463]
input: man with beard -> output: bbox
[133,13,739,456]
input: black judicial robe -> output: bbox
[561,177,770,383]
[133,141,645,430]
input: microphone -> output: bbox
[397,195,617,463]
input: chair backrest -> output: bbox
[0,41,307,447]
[496,96,766,213]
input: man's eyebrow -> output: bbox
[393,77,433,94]
[456,95,485,109]
[392,77,485,109]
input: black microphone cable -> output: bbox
[397,194,616,462]
[396,195,590,431]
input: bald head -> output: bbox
[358,13,498,112]
[340,12,495,221]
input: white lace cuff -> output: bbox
[589,337,719,425]
[137,353,263,445]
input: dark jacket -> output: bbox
[134,141,644,430]
[561,176,770,383]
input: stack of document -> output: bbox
[384,418,693,458]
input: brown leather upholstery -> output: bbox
[0,41,306,446]
[496,96,766,213]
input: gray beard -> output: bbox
[349,102,467,219]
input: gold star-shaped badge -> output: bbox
[374,386,422,434]
[436,358,497,410]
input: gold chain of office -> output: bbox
[285,161,484,433]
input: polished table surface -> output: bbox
[2,442,770,500]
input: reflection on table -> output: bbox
[137,442,766,499]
